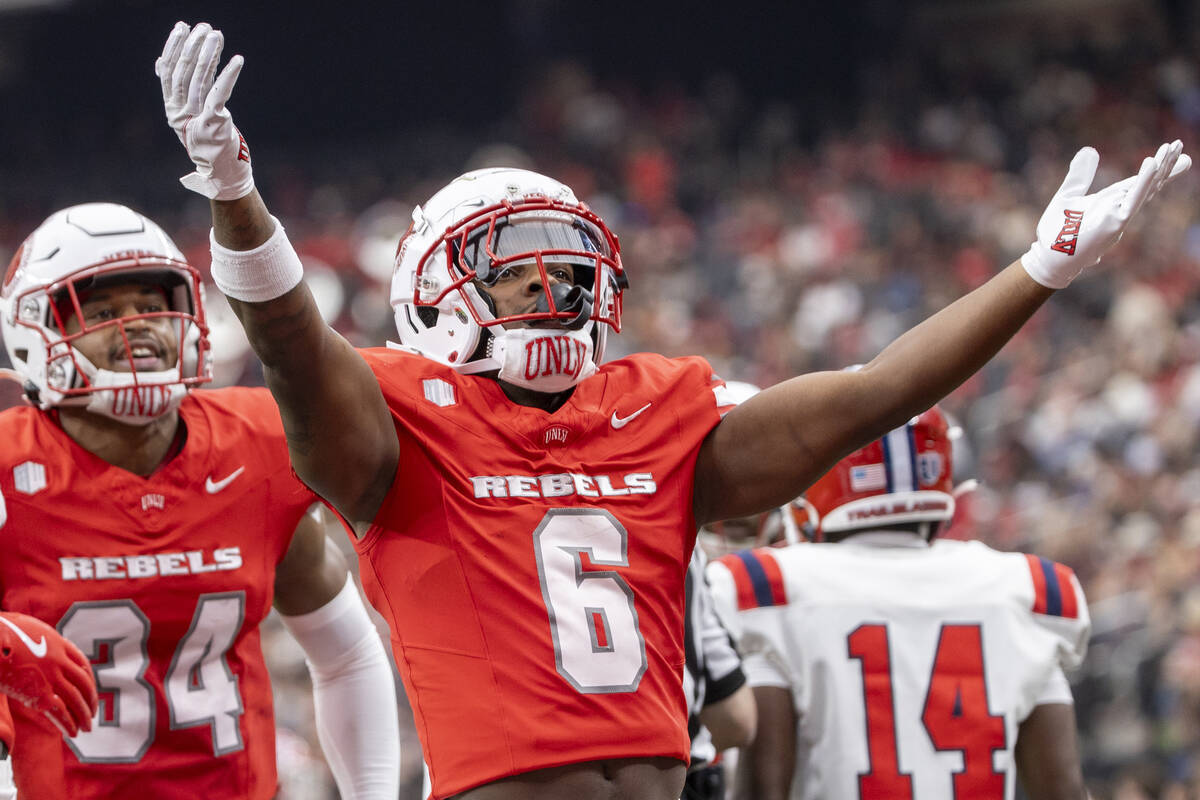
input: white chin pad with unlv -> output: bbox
[492,327,597,393]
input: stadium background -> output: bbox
[1,0,1199,797]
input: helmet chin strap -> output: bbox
[69,351,187,425]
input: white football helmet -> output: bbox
[390,168,626,386]
[1,203,210,422]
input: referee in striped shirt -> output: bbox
[682,545,756,800]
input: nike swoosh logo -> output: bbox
[611,402,652,429]
[205,466,246,494]
[0,616,46,658]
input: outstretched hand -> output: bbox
[0,612,98,738]
[1022,140,1190,289]
[156,21,255,201]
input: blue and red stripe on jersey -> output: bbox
[717,549,787,611]
[1024,554,1079,619]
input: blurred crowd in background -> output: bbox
[2,1,1199,797]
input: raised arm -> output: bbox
[157,22,396,527]
[695,141,1189,525]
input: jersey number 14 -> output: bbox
[848,623,1006,799]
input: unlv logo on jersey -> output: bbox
[542,424,571,447]
[1050,209,1084,255]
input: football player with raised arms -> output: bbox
[707,407,1090,800]
[0,202,400,798]
[157,20,1187,800]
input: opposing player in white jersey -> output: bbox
[707,406,1089,800]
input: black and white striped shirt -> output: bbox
[683,545,746,767]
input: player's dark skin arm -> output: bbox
[273,504,353,615]
[700,683,756,751]
[1015,703,1088,800]
[213,192,398,534]
[734,686,795,800]
[694,261,1052,525]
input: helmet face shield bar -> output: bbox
[13,256,210,397]
[411,197,626,332]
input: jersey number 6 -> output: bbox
[534,509,648,693]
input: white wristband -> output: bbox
[209,215,304,303]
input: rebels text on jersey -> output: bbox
[356,347,732,799]
[707,539,1090,800]
[0,388,317,800]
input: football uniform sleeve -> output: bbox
[706,554,795,692]
[1023,555,1091,670]
[279,576,400,800]
[1033,665,1074,707]
[740,649,792,691]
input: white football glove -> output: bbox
[156,21,255,201]
[1021,140,1190,289]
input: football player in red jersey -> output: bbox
[708,407,1089,800]
[0,203,400,799]
[157,20,1189,800]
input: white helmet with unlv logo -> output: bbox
[1,203,210,423]
[390,167,626,393]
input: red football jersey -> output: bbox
[0,696,11,753]
[0,388,316,799]
[356,347,731,798]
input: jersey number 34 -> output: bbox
[59,593,246,762]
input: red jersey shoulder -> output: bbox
[359,346,457,408]
[185,387,288,461]
[600,353,721,399]
[183,386,315,506]
[186,386,285,437]
[0,407,56,466]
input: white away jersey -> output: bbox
[707,538,1089,800]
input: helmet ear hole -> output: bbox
[416,306,439,328]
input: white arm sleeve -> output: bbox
[0,758,13,800]
[279,576,400,800]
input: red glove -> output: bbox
[0,612,98,737]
